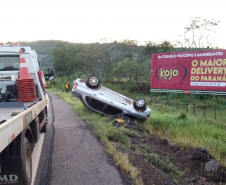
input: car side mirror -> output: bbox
[44,67,55,81]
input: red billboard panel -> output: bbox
[151,50,226,91]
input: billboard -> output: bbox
[151,50,226,91]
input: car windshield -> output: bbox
[0,56,20,71]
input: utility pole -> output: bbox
[84,58,85,74]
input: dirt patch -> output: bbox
[111,116,147,133]
[130,153,175,185]
[114,116,226,185]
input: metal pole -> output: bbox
[204,106,205,117]
[193,103,196,115]
[84,58,85,74]
[185,94,187,104]
[166,92,168,105]
[151,90,153,102]
[215,107,217,120]
[204,94,206,117]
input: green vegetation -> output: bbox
[145,102,226,166]
[44,19,224,182]
[47,78,226,167]
[50,39,175,82]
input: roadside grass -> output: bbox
[100,83,226,166]
[47,80,226,179]
[144,108,226,165]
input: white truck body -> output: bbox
[0,43,52,185]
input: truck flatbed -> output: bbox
[0,102,34,121]
[0,98,47,153]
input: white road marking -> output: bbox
[31,133,45,185]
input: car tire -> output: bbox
[22,137,32,185]
[87,75,100,89]
[134,98,147,110]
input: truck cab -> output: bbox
[0,42,54,101]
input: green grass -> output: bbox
[143,99,226,166]
[44,76,226,185]
[47,79,226,167]
[93,83,226,166]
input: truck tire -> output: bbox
[40,123,47,132]
[22,137,32,185]
[40,109,47,133]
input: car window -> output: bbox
[103,105,123,115]
[85,96,105,111]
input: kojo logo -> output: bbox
[160,68,179,80]
[155,64,188,85]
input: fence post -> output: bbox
[215,107,217,120]
[204,106,205,117]
[150,91,153,102]
[193,103,196,115]
[166,92,169,105]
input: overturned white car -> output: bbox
[71,75,151,119]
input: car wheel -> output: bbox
[134,98,147,109]
[87,75,100,89]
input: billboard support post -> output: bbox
[151,91,153,102]
[216,96,220,104]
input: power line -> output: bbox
[85,43,109,57]
[88,43,119,57]
[84,43,102,57]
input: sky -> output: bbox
[1,0,226,48]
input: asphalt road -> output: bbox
[34,92,125,185]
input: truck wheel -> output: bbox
[40,123,47,133]
[40,110,47,133]
[22,138,32,185]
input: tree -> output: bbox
[144,40,175,57]
[51,43,69,75]
[176,17,220,49]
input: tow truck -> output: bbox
[0,42,54,185]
